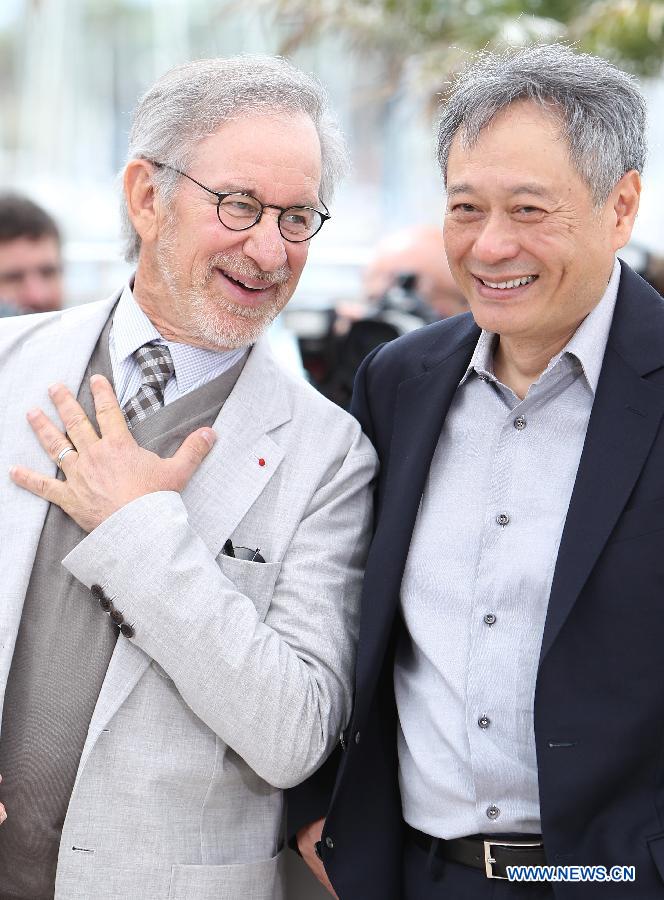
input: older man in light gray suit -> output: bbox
[0,56,375,900]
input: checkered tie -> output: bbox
[122,343,174,429]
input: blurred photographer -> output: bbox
[619,243,664,296]
[363,224,467,319]
[317,225,467,407]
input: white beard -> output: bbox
[155,232,292,350]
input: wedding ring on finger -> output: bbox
[56,445,77,470]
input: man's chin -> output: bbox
[191,306,277,351]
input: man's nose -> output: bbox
[241,212,289,272]
[472,213,520,264]
[20,272,53,307]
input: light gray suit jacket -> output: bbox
[0,294,377,900]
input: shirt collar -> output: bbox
[112,283,163,363]
[562,257,620,393]
[460,257,621,395]
[111,282,247,395]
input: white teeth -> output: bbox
[482,275,536,289]
[224,271,262,291]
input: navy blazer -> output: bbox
[289,262,664,898]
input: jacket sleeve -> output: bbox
[61,426,377,791]
[286,747,342,846]
[350,343,384,444]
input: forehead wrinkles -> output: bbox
[446,181,558,204]
[191,114,322,201]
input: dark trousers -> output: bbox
[403,832,555,900]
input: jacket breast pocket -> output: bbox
[168,849,285,900]
[218,554,282,622]
[607,497,664,544]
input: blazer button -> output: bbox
[325,836,335,850]
[90,584,105,600]
[119,622,135,639]
[110,608,124,625]
[354,731,361,745]
[99,596,113,613]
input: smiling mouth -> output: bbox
[220,269,271,292]
[478,275,538,290]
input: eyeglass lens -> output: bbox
[217,194,323,241]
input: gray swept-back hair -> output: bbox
[121,55,349,262]
[436,44,647,205]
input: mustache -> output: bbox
[206,253,291,286]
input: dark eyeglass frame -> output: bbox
[151,161,330,243]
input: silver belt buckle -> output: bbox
[483,839,544,879]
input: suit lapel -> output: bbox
[0,297,118,693]
[357,331,478,697]
[83,337,290,741]
[180,337,289,557]
[540,266,664,662]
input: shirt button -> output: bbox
[483,613,497,626]
[478,715,491,729]
[325,836,335,850]
[514,415,527,430]
[486,805,501,820]
[496,513,510,527]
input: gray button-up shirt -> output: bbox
[395,259,620,839]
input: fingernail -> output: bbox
[47,383,59,397]
[90,374,103,387]
[0,809,7,825]
[202,429,216,447]
[26,408,40,421]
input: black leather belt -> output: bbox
[407,826,546,880]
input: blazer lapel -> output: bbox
[0,297,118,692]
[540,267,664,662]
[180,337,289,557]
[357,330,478,698]
[83,337,291,743]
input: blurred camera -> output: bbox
[296,271,436,408]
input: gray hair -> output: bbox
[121,55,349,262]
[436,44,647,204]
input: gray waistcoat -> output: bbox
[0,317,244,899]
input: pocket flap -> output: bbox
[608,497,664,544]
[169,850,285,900]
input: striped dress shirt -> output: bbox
[108,284,246,408]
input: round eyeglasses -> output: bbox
[151,161,330,243]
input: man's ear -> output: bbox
[124,160,161,245]
[611,169,641,251]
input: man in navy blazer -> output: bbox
[289,43,664,899]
